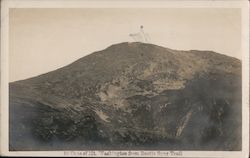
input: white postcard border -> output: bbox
[1,0,249,157]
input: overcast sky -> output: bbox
[9,8,241,82]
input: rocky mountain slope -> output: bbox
[9,42,242,151]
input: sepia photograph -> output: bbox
[1,0,249,157]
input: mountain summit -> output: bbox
[10,42,241,150]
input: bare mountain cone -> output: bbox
[9,42,241,151]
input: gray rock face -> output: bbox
[9,42,241,151]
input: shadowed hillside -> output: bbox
[9,42,241,151]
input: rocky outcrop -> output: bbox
[9,42,241,151]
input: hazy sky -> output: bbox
[9,8,241,82]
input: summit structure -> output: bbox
[129,25,151,43]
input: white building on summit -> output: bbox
[129,25,151,43]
